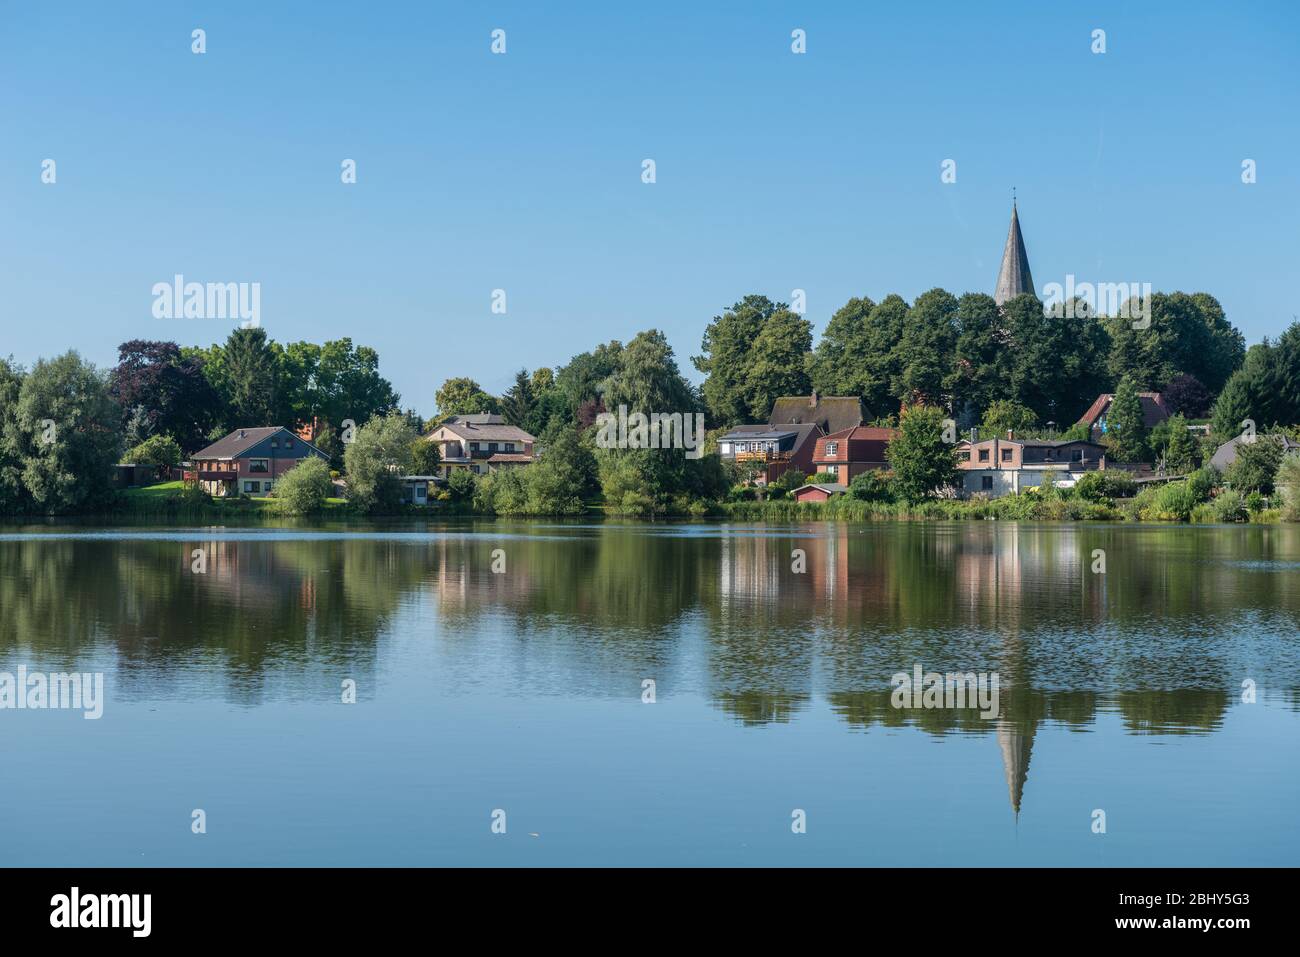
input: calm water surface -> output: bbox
[1,520,1297,866]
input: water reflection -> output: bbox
[1,521,1296,816]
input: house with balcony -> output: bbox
[717,423,820,486]
[810,426,898,485]
[955,432,1107,497]
[185,426,327,497]
[424,414,536,480]
[718,392,867,485]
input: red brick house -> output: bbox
[810,426,898,486]
[718,392,867,485]
[185,427,327,497]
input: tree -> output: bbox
[602,329,695,413]
[434,377,499,420]
[0,358,27,512]
[807,295,909,417]
[1161,373,1212,418]
[124,434,182,469]
[948,292,1007,421]
[694,296,776,425]
[894,289,958,405]
[1209,323,1300,439]
[848,469,894,502]
[1276,453,1300,521]
[1105,291,1245,396]
[979,400,1038,439]
[342,412,417,513]
[5,351,122,513]
[273,456,332,515]
[1225,434,1287,494]
[1002,292,1109,426]
[1102,378,1149,462]
[108,340,221,453]
[742,309,812,422]
[221,327,279,426]
[885,404,958,503]
[500,368,537,429]
[1160,414,1199,474]
[410,439,441,475]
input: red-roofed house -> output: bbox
[1077,391,1170,441]
[810,426,898,485]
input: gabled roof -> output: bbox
[1077,392,1170,429]
[445,413,505,426]
[1210,434,1300,471]
[793,483,847,495]
[994,200,1035,305]
[432,419,535,443]
[191,426,321,460]
[769,394,865,434]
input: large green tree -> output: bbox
[5,351,122,513]
[220,327,279,426]
[1105,291,1245,396]
[434,377,499,421]
[742,309,812,421]
[342,412,418,513]
[894,289,959,406]
[1209,322,1300,439]
[1001,292,1109,426]
[886,404,959,503]
[1102,377,1149,462]
[694,295,776,425]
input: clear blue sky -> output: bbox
[2,1,1296,417]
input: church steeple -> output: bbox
[994,197,1034,305]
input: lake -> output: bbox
[1,520,1297,866]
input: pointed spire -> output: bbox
[994,198,1035,305]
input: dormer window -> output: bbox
[826,442,839,456]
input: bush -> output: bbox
[1225,435,1286,494]
[178,480,211,508]
[124,434,182,469]
[446,468,477,502]
[342,412,418,513]
[1208,489,1247,523]
[1277,454,1300,521]
[1075,470,1137,502]
[848,469,894,502]
[273,456,332,515]
[808,471,839,485]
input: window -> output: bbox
[263,481,272,493]
[1071,448,1083,462]
[488,442,498,453]
[978,448,990,462]
[981,476,994,490]
[826,442,839,456]
[249,458,269,473]
[285,438,294,450]
[1000,447,1012,462]
[243,481,256,493]
[504,443,514,452]
[271,439,278,448]
[470,442,480,452]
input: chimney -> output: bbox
[239,430,246,439]
[809,390,818,408]
[1007,429,1014,441]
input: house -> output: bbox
[399,475,439,505]
[424,413,536,481]
[956,433,1107,497]
[1209,434,1300,472]
[185,427,327,497]
[717,423,820,486]
[810,427,898,485]
[792,482,847,503]
[719,392,867,485]
[1077,391,1170,441]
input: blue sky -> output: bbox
[2,1,1296,417]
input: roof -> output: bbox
[486,453,533,463]
[813,425,898,460]
[445,413,505,425]
[792,483,847,495]
[768,394,865,434]
[1210,434,1300,471]
[718,425,801,441]
[433,419,536,443]
[1077,392,1170,429]
[994,200,1035,306]
[191,427,322,460]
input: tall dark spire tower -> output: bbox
[994,199,1034,305]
